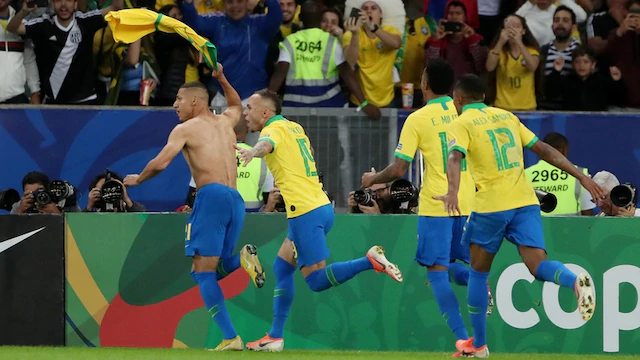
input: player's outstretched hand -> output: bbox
[361,167,377,188]
[432,192,461,216]
[579,175,605,203]
[212,63,224,80]
[234,144,253,167]
[123,174,140,187]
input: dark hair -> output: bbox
[543,132,568,150]
[554,5,576,24]
[89,171,124,191]
[322,7,345,31]
[572,45,596,62]
[490,14,540,52]
[627,0,640,10]
[158,4,179,15]
[255,89,282,115]
[22,171,49,190]
[180,81,207,91]
[424,58,455,95]
[454,74,486,102]
[300,0,324,28]
[448,1,467,15]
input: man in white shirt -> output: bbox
[0,0,40,104]
[516,0,587,46]
[593,171,640,217]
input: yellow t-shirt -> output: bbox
[342,25,401,107]
[400,16,436,87]
[494,47,539,111]
[447,103,540,213]
[258,115,330,218]
[394,97,475,216]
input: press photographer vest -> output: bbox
[525,160,588,216]
[236,142,268,210]
[280,28,343,107]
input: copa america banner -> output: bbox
[0,215,65,346]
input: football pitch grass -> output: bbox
[0,347,636,360]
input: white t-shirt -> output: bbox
[478,0,501,16]
[278,41,346,66]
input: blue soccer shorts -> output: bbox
[184,183,245,258]
[415,216,470,267]
[287,204,334,269]
[461,205,546,254]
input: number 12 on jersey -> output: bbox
[296,138,318,177]
[486,128,520,171]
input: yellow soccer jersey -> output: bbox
[400,16,437,87]
[395,97,475,216]
[494,47,539,111]
[258,115,330,218]
[342,25,402,108]
[447,103,540,213]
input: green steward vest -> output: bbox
[235,143,267,210]
[525,160,588,216]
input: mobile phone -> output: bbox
[349,7,360,20]
[443,21,463,33]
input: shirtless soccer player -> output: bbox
[124,64,265,351]
[236,89,403,352]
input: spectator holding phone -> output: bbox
[486,14,540,111]
[342,0,404,108]
[425,1,488,88]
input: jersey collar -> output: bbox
[461,102,487,113]
[264,114,287,128]
[426,96,452,105]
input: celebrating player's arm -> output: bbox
[361,115,418,188]
[525,127,605,202]
[124,125,188,187]
[236,138,274,167]
[212,63,243,126]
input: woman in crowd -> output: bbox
[486,14,539,111]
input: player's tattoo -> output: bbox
[252,141,271,158]
[374,157,411,184]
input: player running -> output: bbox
[361,59,492,358]
[123,64,265,351]
[236,89,403,352]
[435,74,604,358]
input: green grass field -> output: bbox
[0,347,636,360]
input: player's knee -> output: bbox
[304,272,325,292]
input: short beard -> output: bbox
[554,32,571,42]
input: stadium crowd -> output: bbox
[1,0,640,110]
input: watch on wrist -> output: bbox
[371,24,379,33]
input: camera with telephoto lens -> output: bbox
[610,183,637,208]
[389,178,418,213]
[353,188,376,206]
[100,169,125,212]
[0,188,20,211]
[535,189,557,213]
[31,180,78,210]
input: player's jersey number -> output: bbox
[296,138,317,177]
[438,132,467,172]
[486,128,520,171]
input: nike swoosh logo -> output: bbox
[258,341,273,347]
[0,227,45,254]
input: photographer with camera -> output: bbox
[10,171,81,214]
[592,171,639,217]
[347,180,417,214]
[85,170,146,212]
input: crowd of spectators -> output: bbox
[1,0,639,110]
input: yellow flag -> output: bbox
[105,9,218,69]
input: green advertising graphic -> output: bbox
[65,213,640,354]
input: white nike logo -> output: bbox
[0,227,45,254]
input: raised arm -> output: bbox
[124,125,187,186]
[361,157,411,188]
[212,63,243,125]
[235,140,274,167]
[255,0,283,37]
[6,2,36,35]
[529,139,605,201]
